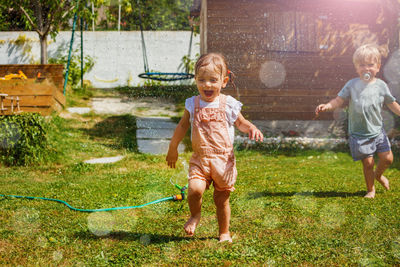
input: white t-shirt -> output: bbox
[185,95,243,143]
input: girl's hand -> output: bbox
[166,149,178,168]
[249,126,264,142]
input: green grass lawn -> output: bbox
[1,112,400,266]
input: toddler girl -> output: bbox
[166,53,263,242]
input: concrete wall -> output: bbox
[0,31,200,88]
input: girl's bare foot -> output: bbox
[364,191,375,198]
[219,233,232,243]
[184,216,200,236]
[376,175,390,190]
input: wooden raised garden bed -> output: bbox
[0,64,65,115]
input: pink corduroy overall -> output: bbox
[188,94,237,191]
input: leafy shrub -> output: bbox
[0,113,49,166]
[49,48,94,89]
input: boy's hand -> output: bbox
[315,104,329,115]
[249,127,264,142]
[166,149,178,168]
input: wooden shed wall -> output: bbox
[204,0,398,120]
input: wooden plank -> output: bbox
[2,95,54,106]
[0,80,55,95]
[0,107,52,116]
[54,87,66,106]
[237,95,333,105]
[0,64,64,90]
[296,12,318,52]
[0,75,65,115]
[242,111,334,120]
[223,88,339,97]
[241,104,319,113]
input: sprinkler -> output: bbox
[0,182,188,213]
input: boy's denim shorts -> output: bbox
[348,131,391,161]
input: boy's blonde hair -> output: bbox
[195,53,228,77]
[353,44,383,66]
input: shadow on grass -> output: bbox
[74,230,213,243]
[249,190,365,199]
[82,114,138,152]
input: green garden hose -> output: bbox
[0,184,187,213]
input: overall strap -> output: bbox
[194,95,201,114]
[219,94,226,110]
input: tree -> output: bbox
[0,6,27,31]
[98,0,194,31]
[10,0,94,64]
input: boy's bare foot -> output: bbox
[219,233,232,243]
[364,191,375,198]
[376,175,390,190]
[184,216,200,236]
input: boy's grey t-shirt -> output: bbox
[338,78,395,138]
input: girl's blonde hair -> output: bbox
[353,44,385,66]
[195,53,228,77]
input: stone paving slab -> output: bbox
[84,155,125,164]
[137,139,185,155]
[137,128,175,139]
[136,117,184,154]
[136,117,178,129]
[67,107,92,114]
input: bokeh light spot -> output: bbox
[264,259,276,266]
[292,191,318,214]
[87,212,114,236]
[388,82,400,102]
[319,203,346,228]
[261,213,281,229]
[52,250,63,262]
[12,208,40,235]
[140,234,151,245]
[383,49,400,83]
[113,210,137,232]
[259,61,286,88]
[392,236,400,259]
[0,122,21,149]
[382,109,395,134]
[37,236,48,248]
[364,214,379,230]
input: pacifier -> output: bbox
[363,72,371,81]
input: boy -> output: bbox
[315,44,400,198]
